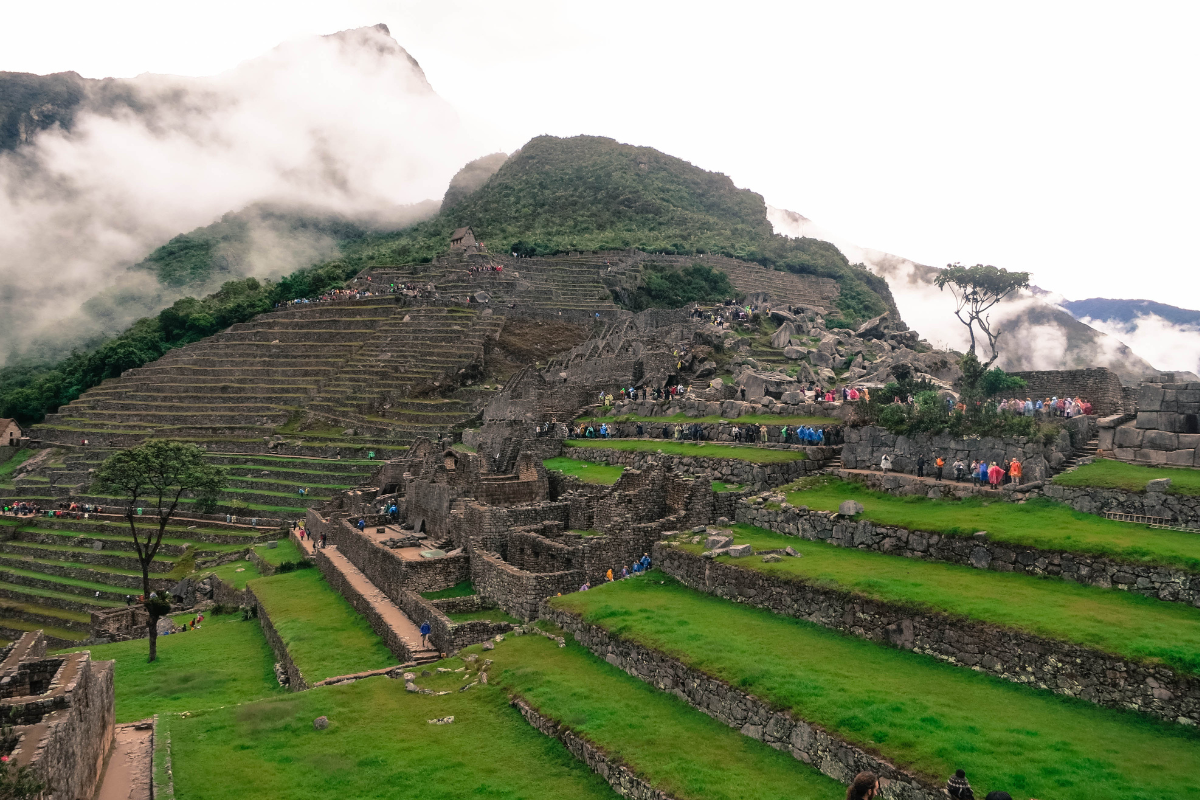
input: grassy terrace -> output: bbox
[420,580,474,600]
[205,558,261,590]
[63,611,283,722]
[159,672,618,800]
[785,478,1200,571]
[578,412,839,426]
[553,577,1200,800]
[566,439,806,464]
[543,457,624,485]
[684,525,1200,674]
[1054,458,1200,495]
[249,569,395,682]
[251,538,304,566]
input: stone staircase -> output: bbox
[1053,433,1101,476]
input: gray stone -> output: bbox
[313,716,330,730]
[761,554,782,563]
[783,346,804,360]
[1146,478,1173,493]
[267,540,278,549]
[705,535,734,550]
[838,500,864,516]
[727,544,754,558]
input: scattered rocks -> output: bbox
[312,716,329,731]
[761,554,782,563]
[1147,478,1173,492]
[705,535,734,550]
[428,716,455,725]
[727,544,753,558]
[482,641,495,651]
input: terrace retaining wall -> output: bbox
[656,544,1200,724]
[541,607,938,800]
[314,547,416,663]
[254,594,308,691]
[562,445,830,490]
[735,502,1200,607]
[1042,483,1200,528]
[512,697,678,800]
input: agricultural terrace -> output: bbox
[248,569,396,682]
[785,477,1200,570]
[578,412,840,426]
[565,439,806,464]
[63,611,283,722]
[1053,458,1200,495]
[683,524,1200,674]
[542,457,624,484]
[552,577,1200,800]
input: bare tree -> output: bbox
[94,441,225,661]
[934,263,1030,365]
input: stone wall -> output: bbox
[736,501,1200,606]
[541,607,937,800]
[608,396,847,426]
[393,588,512,654]
[1109,382,1200,466]
[255,595,308,690]
[314,547,418,663]
[841,418,1096,482]
[563,445,830,490]
[471,552,580,620]
[325,519,469,598]
[1042,482,1200,527]
[512,696,677,800]
[656,544,1199,723]
[995,368,1126,415]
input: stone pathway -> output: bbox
[835,467,1007,497]
[320,546,439,662]
[92,721,153,800]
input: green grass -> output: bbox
[252,538,304,566]
[786,477,1200,571]
[553,576,1200,800]
[566,439,805,464]
[445,608,521,624]
[62,611,284,722]
[1054,458,1200,495]
[248,570,395,682]
[711,481,744,493]
[159,672,618,800]
[0,450,34,480]
[686,524,1200,675]
[578,412,839,426]
[420,580,475,600]
[543,457,624,485]
[205,559,261,590]
[488,631,846,800]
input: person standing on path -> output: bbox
[935,456,945,482]
[916,455,926,478]
[881,453,892,474]
[1009,458,1022,485]
[420,621,431,648]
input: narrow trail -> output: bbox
[92,721,152,800]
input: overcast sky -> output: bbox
[4,0,1197,308]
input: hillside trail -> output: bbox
[92,721,152,800]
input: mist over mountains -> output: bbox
[0,24,476,364]
[765,207,1170,383]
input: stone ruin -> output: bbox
[0,631,114,799]
[1102,381,1200,467]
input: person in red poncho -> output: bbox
[987,461,1004,489]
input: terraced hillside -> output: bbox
[30,301,506,454]
[0,512,273,647]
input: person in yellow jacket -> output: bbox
[935,456,945,482]
[606,568,614,582]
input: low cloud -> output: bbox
[0,24,482,363]
[1075,313,1200,377]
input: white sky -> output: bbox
[3,0,1197,308]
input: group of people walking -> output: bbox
[997,395,1092,418]
[880,453,1023,487]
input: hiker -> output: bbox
[640,553,651,572]
[916,455,926,478]
[320,533,327,549]
[935,456,945,482]
[1009,458,1022,485]
[420,621,431,648]
[880,453,892,474]
[947,769,974,800]
[357,518,366,531]
[847,772,879,800]
[606,568,614,582]
[953,459,965,482]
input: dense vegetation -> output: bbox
[623,262,739,311]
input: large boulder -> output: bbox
[838,500,864,516]
[771,322,797,349]
[855,313,891,340]
[783,346,805,360]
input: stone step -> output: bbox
[0,541,178,573]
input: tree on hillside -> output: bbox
[934,264,1030,365]
[94,442,226,662]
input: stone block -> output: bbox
[1165,449,1198,467]
[1135,412,1161,430]
[1098,428,1114,451]
[1178,434,1200,450]
[313,716,330,730]
[1143,430,1179,451]
[1114,426,1145,448]
[761,554,782,563]
[727,544,754,558]
[838,500,864,516]
[1138,385,1165,412]
[1146,478,1173,493]
[705,535,734,550]
[783,346,804,360]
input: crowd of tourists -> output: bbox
[274,277,433,310]
[570,418,839,446]
[849,768,1021,800]
[579,553,654,591]
[879,452,1024,487]
[466,264,504,275]
[996,395,1093,417]
[1,501,106,518]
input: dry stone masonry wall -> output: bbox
[563,445,831,490]
[655,544,1200,723]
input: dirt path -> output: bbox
[92,721,153,800]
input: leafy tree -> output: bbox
[934,263,1030,364]
[625,263,739,311]
[93,442,226,662]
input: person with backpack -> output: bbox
[420,621,432,648]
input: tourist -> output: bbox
[1009,458,1022,485]
[947,769,975,800]
[606,568,613,582]
[935,456,945,482]
[621,566,629,579]
[420,621,431,648]
[953,459,965,482]
[640,553,651,572]
[977,460,989,486]
[579,581,590,591]
[320,533,327,549]
[847,771,879,800]
[880,453,892,474]
[916,455,926,479]
[987,462,1003,489]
